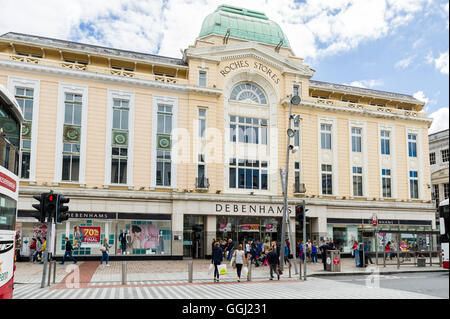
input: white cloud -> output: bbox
[434,51,449,74]
[395,56,414,69]
[345,79,384,88]
[413,90,429,104]
[428,107,449,134]
[425,50,449,75]
[0,0,436,61]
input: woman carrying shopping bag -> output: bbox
[211,241,223,282]
[232,244,247,282]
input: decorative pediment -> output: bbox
[186,42,314,77]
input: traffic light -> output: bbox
[295,204,304,224]
[44,193,57,222]
[31,194,46,223]
[295,201,309,230]
[55,194,70,223]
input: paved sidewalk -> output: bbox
[14,257,447,287]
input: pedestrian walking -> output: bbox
[60,237,78,264]
[319,240,330,270]
[306,239,312,262]
[267,247,280,280]
[232,244,246,282]
[385,241,392,260]
[211,241,223,282]
[311,241,319,264]
[263,240,270,266]
[245,240,251,258]
[34,237,43,263]
[250,241,258,266]
[284,239,291,267]
[29,238,37,263]
[353,240,360,267]
[226,238,235,261]
[100,238,111,266]
[299,241,304,262]
[38,237,47,264]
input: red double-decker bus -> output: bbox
[0,84,23,299]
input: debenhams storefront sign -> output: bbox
[214,203,293,216]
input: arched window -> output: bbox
[230,83,267,104]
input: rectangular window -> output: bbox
[112,99,129,130]
[293,85,299,96]
[15,87,34,121]
[382,169,392,198]
[197,154,206,188]
[111,147,127,184]
[351,128,362,152]
[442,149,449,163]
[432,184,439,202]
[21,139,31,179]
[199,109,206,138]
[64,93,82,126]
[294,120,300,147]
[408,134,417,157]
[321,164,333,195]
[380,130,390,155]
[294,161,301,192]
[352,166,363,196]
[199,71,207,87]
[157,105,172,134]
[156,150,171,186]
[409,170,418,199]
[232,116,266,145]
[444,183,449,200]
[429,152,436,165]
[321,124,332,150]
[62,143,80,182]
[229,158,267,190]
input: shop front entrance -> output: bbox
[183,215,205,259]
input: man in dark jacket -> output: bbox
[226,238,235,261]
[267,247,280,280]
[211,242,223,282]
[60,237,77,265]
[319,240,330,271]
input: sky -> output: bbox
[1,0,448,134]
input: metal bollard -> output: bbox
[247,260,252,281]
[383,251,386,268]
[289,263,291,278]
[298,258,302,280]
[47,261,53,286]
[52,261,57,284]
[429,250,432,267]
[439,250,442,267]
[188,260,193,283]
[122,260,127,285]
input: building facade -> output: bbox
[429,129,449,212]
[0,4,435,259]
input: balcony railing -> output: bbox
[196,177,209,190]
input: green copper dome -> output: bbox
[198,4,291,49]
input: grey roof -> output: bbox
[0,32,187,67]
[309,80,424,105]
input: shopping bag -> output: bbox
[242,266,248,278]
[217,264,227,275]
[230,257,236,269]
[208,263,214,275]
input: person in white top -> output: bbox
[233,244,247,282]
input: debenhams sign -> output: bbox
[215,203,292,215]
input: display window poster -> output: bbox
[265,223,277,232]
[219,222,232,232]
[73,226,101,247]
[240,224,260,232]
[33,223,47,239]
[130,224,160,250]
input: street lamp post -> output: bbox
[280,94,301,274]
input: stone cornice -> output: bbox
[186,43,314,77]
[0,59,222,97]
[296,99,433,125]
[19,186,435,212]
